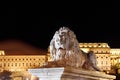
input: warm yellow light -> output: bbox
[81,48,89,53]
[102,45,106,47]
[94,45,97,47]
[0,50,5,55]
[89,45,92,47]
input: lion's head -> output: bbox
[49,27,85,67]
[54,27,76,48]
[48,27,100,71]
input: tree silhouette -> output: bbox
[0,70,12,80]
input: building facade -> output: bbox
[79,43,111,72]
[0,43,120,73]
[0,53,48,72]
[110,49,120,66]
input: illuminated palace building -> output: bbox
[0,43,120,73]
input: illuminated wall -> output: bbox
[0,54,47,72]
[79,43,111,71]
[1,43,120,72]
[0,50,5,55]
[110,49,120,66]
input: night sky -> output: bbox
[0,2,120,49]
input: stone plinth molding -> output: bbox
[62,67,116,80]
[28,67,116,80]
[28,67,64,80]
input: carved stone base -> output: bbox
[28,67,116,80]
[62,67,116,80]
[28,67,64,80]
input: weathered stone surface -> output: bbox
[62,67,116,80]
[28,67,64,80]
[48,27,100,71]
[28,27,116,80]
[28,67,116,80]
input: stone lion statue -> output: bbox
[47,27,100,71]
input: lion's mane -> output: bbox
[49,27,100,71]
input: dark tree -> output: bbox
[0,70,12,80]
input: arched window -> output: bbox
[15,63,17,66]
[8,63,9,66]
[26,63,28,66]
[19,63,21,66]
[106,61,108,65]
[101,61,103,64]
[23,63,24,66]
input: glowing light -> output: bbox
[0,50,5,55]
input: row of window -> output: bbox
[94,51,109,53]
[0,62,44,67]
[97,61,109,65]
[80,45,109,48]
[96,56,109,59]
[101,67,110,70]
[111,53,120,55]
[0,58,46,61]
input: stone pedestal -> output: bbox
[62,67,116,80]
[28,67,116,80]
[28,67,64,80]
